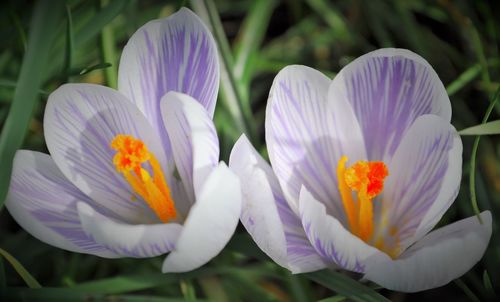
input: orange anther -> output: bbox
[111,135,177,222]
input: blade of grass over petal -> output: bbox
[190,0,257,143]
[0,0,65,209]
[0,248,41,288]
[469,86,500,223]
[305,270,389,302]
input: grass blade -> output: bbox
[0,0,65,208]
[469,86,500,222]
[100,0,118,88]
[233,0,277,83]
[0,248,41,288]
[63,4,74,80]
[305,270,389,302]
[459,120,500,135]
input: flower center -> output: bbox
[337,156,388,242]
[111,134,177,223]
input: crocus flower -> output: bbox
[229,48,491,292]
[6,8,241,273]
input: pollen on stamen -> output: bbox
[345,161,388,198]
[111,134,150,172]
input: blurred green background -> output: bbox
[0,0,498,301]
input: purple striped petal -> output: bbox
[118,8,219,165]
[161,92,219,205]
[162,163,241,273]
[299,187,390,273]
[5,150,117,258]
[229,135,327,273]
[378,115,462,252]
[330,48,451,161]
[364,211,491,292]
[77,202,182,258]
[266,65,366,225]
[44,84,168,224]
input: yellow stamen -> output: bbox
[337,156,358,234]
[111,134,177,222]
[337,156,388,243]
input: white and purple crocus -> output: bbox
[6,8,242,273]
[229,49,492,292]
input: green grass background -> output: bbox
[0,0,498,301]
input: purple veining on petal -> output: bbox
[45,85,166,224]
[129,19,218,165]
[303,222,365,273]
[344,56,441,161]
[267,69,350,224]
[379,117,456,246]
[9,155,110,254]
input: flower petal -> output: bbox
[44,84,168,224]
[299,186,390,273]
[266,65,366,223]
[330,48,451,160]
[118,8,219,164]
[161,91,219,204]
[379,115,462,251]
[162,163,241,273]
[5,150,117,258]
[229,135,327,273]
[77,202,182,258]
[364,211,492,292]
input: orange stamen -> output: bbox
[337,156,388,242]
[111,134,177,222]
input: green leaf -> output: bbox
[482,270,496,297]
[78,62,112,75]
[469,86,500,222]
[0,0,65,209]
[0,248,41,289]
[100,0,118,89]
[318,296,347,302]
[459,120,500,135]
[233,0,277,83]
[3,288,209,302]
[63,4,74,80]
[305,270,389,302]
[69,269,215,294]
[454,279,481,302]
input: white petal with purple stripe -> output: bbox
[77,202,182,258]
[161,91,219,204]
[299,187,390,273]
[266,65,366,223]
[6,151,117,258]
[44,84,167,224]
[162,163,241,273]
[365,211,492,292]
[378,115,462,251]
[118,8,219,167]
[331,48,451,161]
[229,135,327,273]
